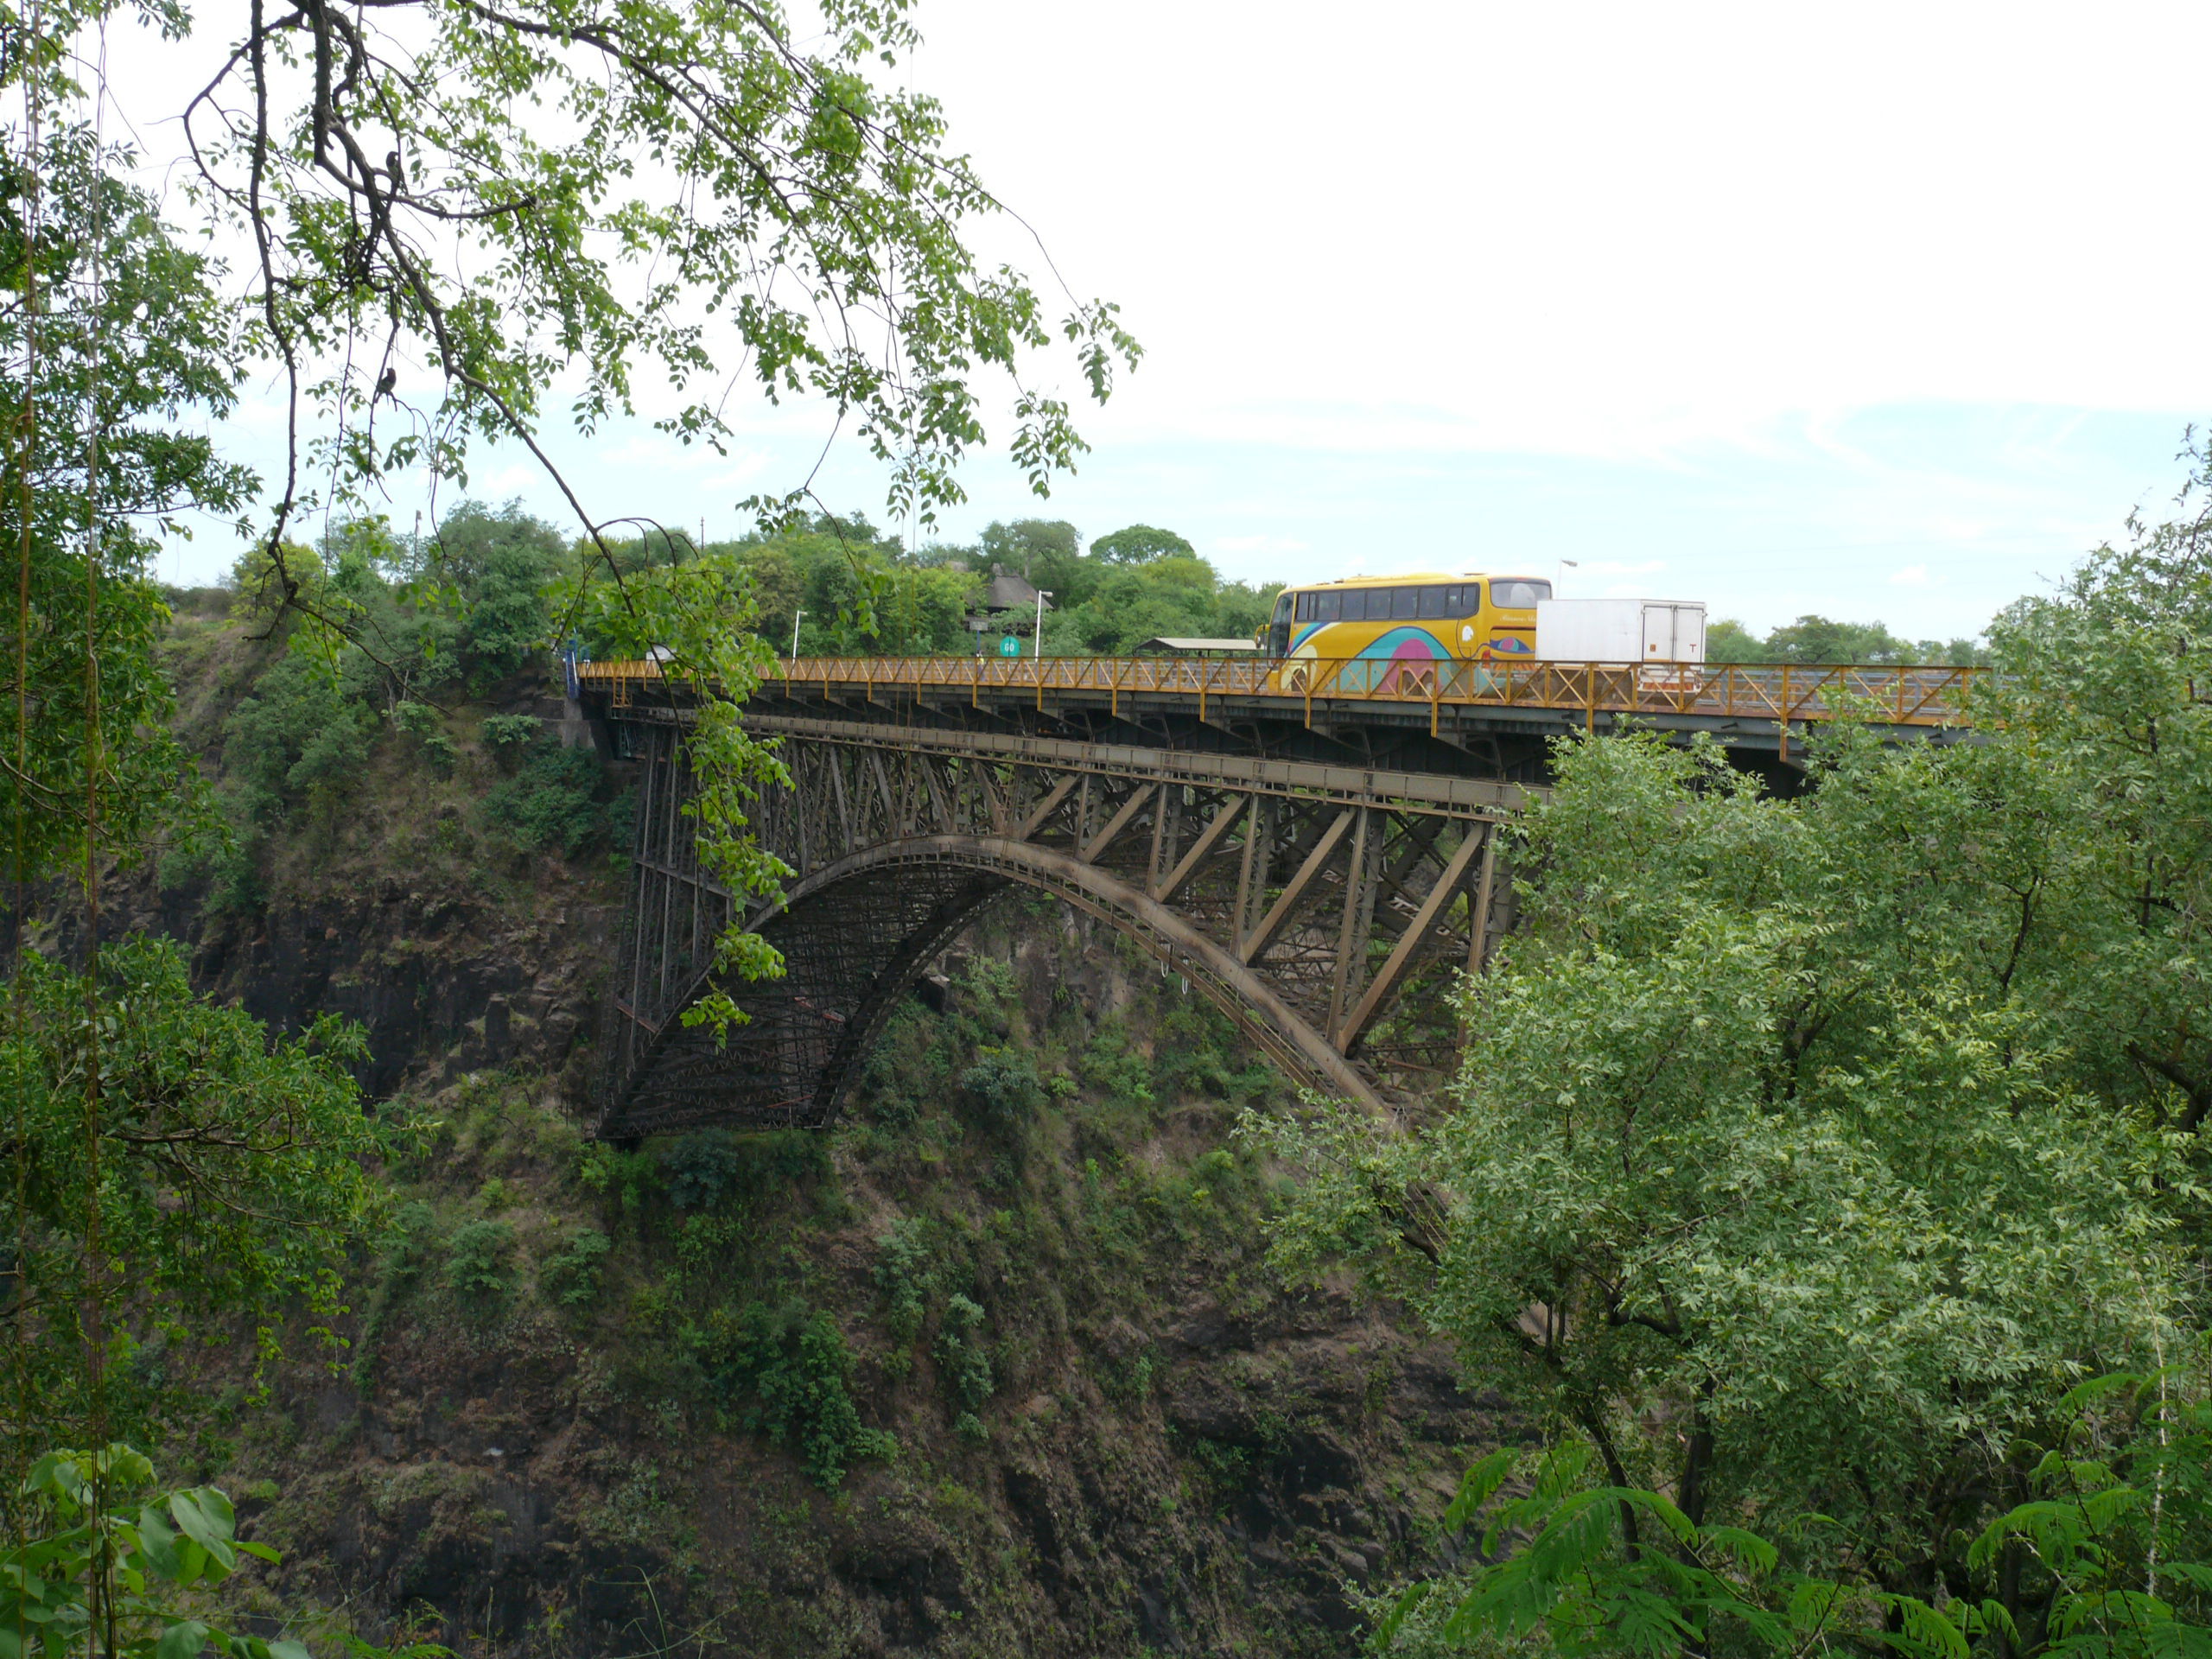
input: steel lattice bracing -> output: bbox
[591,711,1519,1141]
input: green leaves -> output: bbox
[1,939,397,1453]
[1382,1427,2212,1659]
[3,1445,431,1659]
[166,0,1136,575]
[1270,504,2212,1653]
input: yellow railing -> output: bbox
[575,656,1984,728]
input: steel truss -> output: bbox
[594,715,1515,1141]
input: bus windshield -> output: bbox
[1489,578,1551,607]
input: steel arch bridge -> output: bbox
[579,653,1978,1141]
[590,713,1521,1139]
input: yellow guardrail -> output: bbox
[576,656,1983,728]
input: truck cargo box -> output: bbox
[1535,598,1707,663]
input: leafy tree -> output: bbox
[1259,472,2212,1632]
[1703,617,1769,661]
[980,518,1080,577]
[1041,554,1278,654]
[0,124,246,897]
[1,940,394,1454]
[723,521,976,656]
[2,1446,443,1659]
[431,499,567,683]
[141,0,1135,619]
[1090,523,1196,566]
[1378,1381,2212,1659]
[980,518,1092,604]
[1707,613,1987,665]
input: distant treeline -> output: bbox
[166,505,1986,666]
[1707,613,1987,665]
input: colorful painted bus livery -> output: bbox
[1261,572,1554,693]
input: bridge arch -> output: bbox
[591,715,1513,1142]
[600,836,1382,1141]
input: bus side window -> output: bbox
[1294,592,1311,621]
[1315,591,1340,622]
[1338,590,1364,621]
[1461,581,1484,613]
[1391,587,1419,620]
[1418,584,1451,619]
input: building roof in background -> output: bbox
[977,563,1046,612]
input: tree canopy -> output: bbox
[1261,461,2212,1656]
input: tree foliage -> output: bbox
[1707,613,1986,665]
[1259,461,2212,1649]
[159,0,1135,600]
[3,1445,446,1659]
[0,124,244,890]
[2,939,395,1453]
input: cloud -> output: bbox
[1211,534,1309,554]
[1586,559,1667,575]
[1890,564,1931,586]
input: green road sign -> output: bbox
[1001,634,1021,657]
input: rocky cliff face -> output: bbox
[206,907,1511,1656]
[125,616,1510,1656]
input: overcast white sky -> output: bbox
[127,0,2212,639]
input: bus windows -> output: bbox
[1418,584,1452,619]
[1391,587,1420,620]
[1451,582,1480,613]
[1314,590,1339,621]
[1491,578,1551,607]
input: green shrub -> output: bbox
[934,1293,994,1411]
[576,1142,659,1214]
[960,1046,1042,1126]
[538,1226,612,1308]
[874,1219,935,1346]
[480,733,621,856]
[392,700,440,736]
[353,1200,441,1384]
[1079,1027,1154,1109]
[480,714,541,758]
[694,1300,894,1487]
[443,1217,515,1306]
[219,651,378,823]
[660,1127,827,1211]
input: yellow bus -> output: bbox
[1261,571,1554,690]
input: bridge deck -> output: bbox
[579,655,1981,737]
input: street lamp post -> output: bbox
[791,609,804,660]
[1033,590,1052,658]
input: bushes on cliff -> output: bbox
[659,1128,828,1211]
[693,1300,894,1488]
[480,732,627,858]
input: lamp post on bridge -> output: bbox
[791,609,804,660]
[1033,590,1052,658]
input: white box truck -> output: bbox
[1536,598,1707,664]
